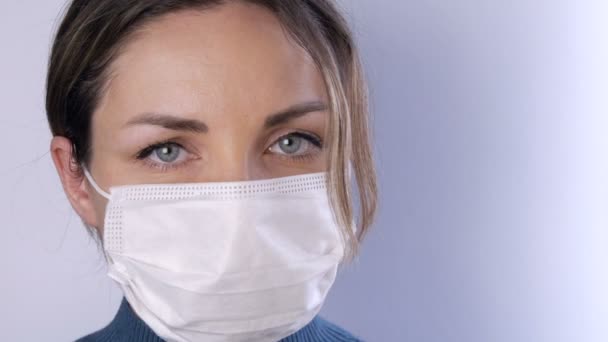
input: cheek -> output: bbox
[317,149,330,169]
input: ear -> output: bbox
[50,136,101,228]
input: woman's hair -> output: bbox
[46,0,377,259]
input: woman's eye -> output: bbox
[267,132,323,160]
[136,142,188,166]
[153,143,182,162]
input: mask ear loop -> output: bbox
[81,164,112,200]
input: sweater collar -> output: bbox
[112,297,165,341]
[108,296,324,341]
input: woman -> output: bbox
[46,0,377,341]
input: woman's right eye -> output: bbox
[152,143,182,162]
[135,141,191,170]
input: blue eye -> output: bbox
[153,143,181,162]
[135,141,190,170]
[267,132,323,161]
[278,135,302,154]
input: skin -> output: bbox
[50,2,329,237]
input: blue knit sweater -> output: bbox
[75,297,362,341]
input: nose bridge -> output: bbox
[215,158,253,183]
[207,133,259,183]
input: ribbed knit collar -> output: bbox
[80,296,361,342]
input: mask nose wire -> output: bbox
[81,164,112,200]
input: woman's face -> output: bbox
[78,3,329,232]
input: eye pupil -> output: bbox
[279,136,301,154]
[155,143,180,162]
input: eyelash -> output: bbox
[134,139,180,171]
[134,131,323,172]
[267,131,323,162]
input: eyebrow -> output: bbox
[124,112,208,133]
[123,100,328,132]
[263,100,327,128]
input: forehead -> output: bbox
[96,2,327,127]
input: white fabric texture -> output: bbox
[82,167,345,342]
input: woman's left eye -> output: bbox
[266,132,323,161]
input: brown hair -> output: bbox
[46,0,377,259]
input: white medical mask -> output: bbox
[82,167,347,342]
